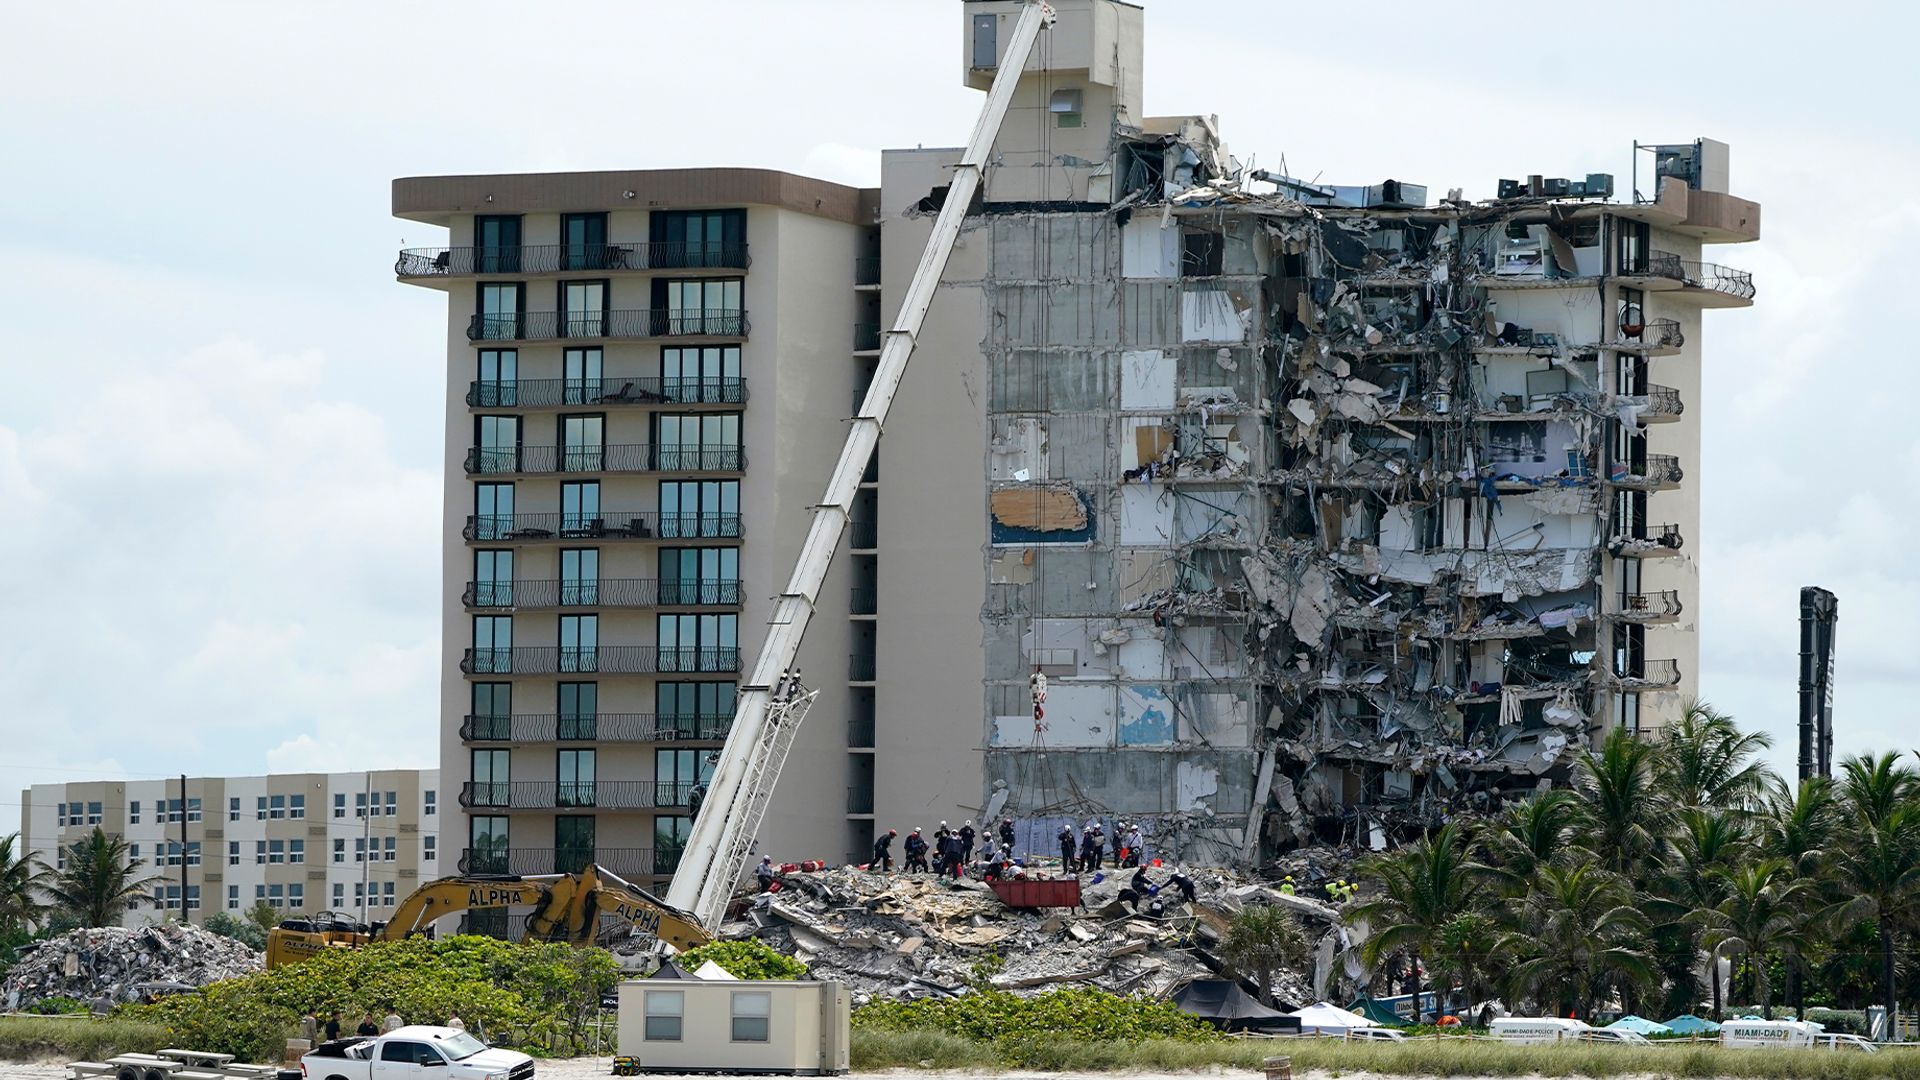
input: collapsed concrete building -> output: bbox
[906,0,1761,862]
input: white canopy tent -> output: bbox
[1287,1001,1375,1035]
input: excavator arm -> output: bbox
[521,864,710,952]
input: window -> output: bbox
[186,886,202,912]
[474,215,522,274]
[1616,220,1651,276]
[657,612,739,672]
[558,682,598,740]
[660,480,740,539]
[354,882,365,908]
[471,749,510,809]
[471,549,514,608]
[474,415,521,474]
[186,842,202,867]
[654,413,740,471]
[87,801,102,825]
[660,345,741,404]
[56,849,64,871]
[256,840,268,865]
[228,841,241,866]
[476,282,524,340]
[1049,87,1082,129]
[386,791,398,816]
[129,800,141,825]
[187,798,202,823]
[424,790,436,816]
[656,749,714,810]
[229,796,242,822]
[560,414,605,472]
[382,881,396,906]
[554,816,594,875]
[356,791,368,818]
[56,803,65,827]
[469,816,509,875]
[654,816,690,875]
[730,991,771,1043]
[651,209,744,269]
[129,843,140,863]
[560,549,599,605]
[560,614,599,672]
[164,798,183,824]
[334,838,346,863]
[560,481,600,535]
[384,836,397,862]
[472,615,513,674]
[355,838,367,863]
[270,794,286,820]
[561,212,609,270]
[469,683,512,742]
[289,883,303,908]
[476,349,518,407]
[381,1042,420,1064]
[659,547,739,605]
[474,482,515,541]
[228,885,241,910]
[268,884,285,907]
[560,280,608,338]
[1617,286,1646,338]
[269,840,285,865]
[289,839,305,864]
[558,749,596,808]
[654,278,743,335]
[332,882,345,909]
[156,886,181,911]
[424,835,436,861]
[161,842,179,867]
[257,796,268,820]
[563,348,603,404]
[256,884,266,902]
[333,793,346,819]
[643,990,684,1041]
[657,682,736,740]
[290,794,306,819]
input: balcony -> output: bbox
[853,323,883,353]
[467,309,748,342]
[1638,385,1683,423]
[465,511,742,543]
[457,780,696,811]
[458,846,659,880]
[849,653,876,682]
[1607,658,1682,689]
[468,378,747,409]
[846,787,874,815]
[1613,590,1683,624]
[850,587,877,616]
[397,242,750,278]
[464,444,744,476]
[1606,318,1684,355]
[464,578,742,610]
[1608,523,1685,558]
[1624,252,1754,307]
[461,713,732,743]
[854,257,881,287]
[1607,454,1683,490]
[847,715,874,749]
[849,519,877,549]
[460,646,742,675]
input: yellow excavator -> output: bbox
[263,863,709,968]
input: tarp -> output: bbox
[1664,1014,1721,1034]
[1347,995,1408,1027]
[1172,979,1294,1033]
[649,959,700,980]
[1288,1001,1374,1035]
[694,960,739,981]
[1606,1014,1673,1035]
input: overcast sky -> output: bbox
[1,2,1912,825]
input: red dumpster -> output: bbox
[989,876,1083,910]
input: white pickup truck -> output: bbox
[301,1026,534,1080]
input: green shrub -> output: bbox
[853,986,1218,1044]
[28,997,92,1016]
[674,939,807,981]
[0,1015,168,1061]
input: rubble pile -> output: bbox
[2,923,262,1009]
[721,866,1362,1007]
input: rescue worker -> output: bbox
[958,820,977,864]
[934,820,951,852]
[998,817,1016,855]
[1280,875,1296,896]
[1167,870,1197,904]
[1130,864,1153,897]
[755,856,777,891]
[1123,822,1145,867]
[1081,820,1105,872]
[903,828,929,873]
[872,828,897,872]
[1058,823,1078,871]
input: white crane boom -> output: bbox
[667,0,1057,932]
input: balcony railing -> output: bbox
[398,242,750,277]
[854,257,881,286]
[1614,590,1683,620]
[465,511,742,543]
[461,646,742,675]
[468,378,747,408]
[1609,522,1685,554]
[848,716,875,748]
[1611,658,1682,688]
[1608,454,1683,489]
[464,444,745,475]
[1614,317,1684,352]
[458,846,659,879]
[467,309,748,342]
[1633,252,1755,301]
[849,519,877,549]
[458,781,696,810]
[849,653,876,681]
[464,578,742,610]
[854,323,882,352]
[850,587,877,615]
[1641,385,1683,419]
[462,713,732,743]
[847,787,874,815]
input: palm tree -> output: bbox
[1435,911,1502,1019]
[45,828,163,927]
[1480,790,1580,894]
[1698,859,1814,1016]
[1656,701,1775,811]
[0,832,52,934]
[1350,823,1486,1022]
[1221,904,1307,1007]
[1572,728,1672,884]
[1830,753,1920,1021]
[1655,808,1751,1019]
[1498,859,1657,1020]
[1760,776,1837,1017]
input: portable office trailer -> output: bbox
[616,979,850,1074]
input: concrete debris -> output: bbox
[735,866,1344,1008]
[1,923,262,1010]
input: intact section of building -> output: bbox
[393,171,876,889]
[19,771,439,928]
[935,0,1757,859]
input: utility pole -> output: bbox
[178,774,188,923]
[360,773,372,923]
[1797,587,1839,782]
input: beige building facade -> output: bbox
[19,770,439,928]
